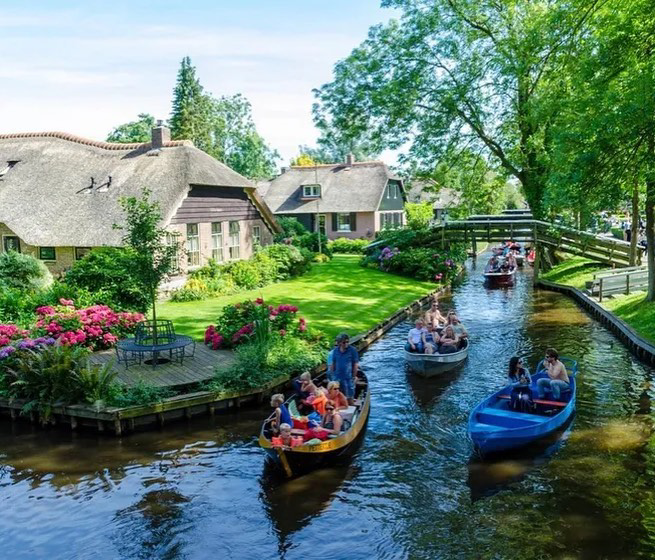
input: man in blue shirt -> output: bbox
[331,333,359,404]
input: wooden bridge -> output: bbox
[436,211,642,268]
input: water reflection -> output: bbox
[2,252,655,559]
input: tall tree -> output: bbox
[313,0,602,217]
[106,113,156,143]
[169,57,212,150]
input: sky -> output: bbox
[0,0,398,166]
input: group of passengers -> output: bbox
[506,347,570,411]
[486,252,517,273]
[406,298,468,355]
[269,332,360,448]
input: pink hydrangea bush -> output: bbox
[204,299,314,351]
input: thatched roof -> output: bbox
[0,132,279,246]
[263,161,403,214]
[407,179,461,209]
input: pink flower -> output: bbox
[435,273,443,281]
[36,306,56,316]
[204,325,216,344]
[279,329,286,337]
[211,334,223,350]
[255,298,264,305]
[298,324,307,333]
[59,298,74,307]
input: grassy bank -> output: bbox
[540,256,605,290]
[541,258,655,343]
[160,255,437,340]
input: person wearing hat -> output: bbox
[331,333,359,405]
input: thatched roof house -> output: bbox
[0,126,279,273]
[260,155,407,239]
[407,179,460,220]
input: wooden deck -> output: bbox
[89,344,235,388]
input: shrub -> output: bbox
[64,247,150,312]
[223,259,263,290]
[274,217,308,242]
[258,244,306,280]
[313,253,331,263]
[328,238,370,254]
[405,202,434,230]
[107,381,174,407]
[0,251,52,291]
[297,232,332,257]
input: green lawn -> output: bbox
[159,255,437,341]
[543,257,655,343]
[604,292,655,344]
[541,256,606,290]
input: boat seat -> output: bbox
[339,405,357,423]
[497,395,567,408]
[476,408,545,427]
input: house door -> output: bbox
[318,214,326,236]
[3,236,20,253]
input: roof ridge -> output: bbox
[290,160,385,169]
[0,131,192,151]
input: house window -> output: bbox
[229,221,240,259]
[337,213,352,232]
[2,236,20,253]
[39,247,56,261]
[253,225,261,247]
[302,184,321,198]
[393,212,401,227]
[211,222,224,262]
[75,247,91,260]
[165,233,180,274]
[186,224,200,267]
[0,161,18,178]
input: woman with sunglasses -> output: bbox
[508,356,533,412]
[320,400,344,435]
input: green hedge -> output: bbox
[328,238,371,254]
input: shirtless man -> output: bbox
[424,299,447,330]
[537,348,570,400]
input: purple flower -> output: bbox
[0,346,16,360]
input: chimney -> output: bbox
[151,120,171,149]
[346,153,355,166]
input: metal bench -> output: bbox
[115,319,195,368]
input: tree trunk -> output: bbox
[647,134,655,301]
[630,178,639,267]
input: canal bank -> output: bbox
[2,253,655,559]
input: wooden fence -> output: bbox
[586,266,648,301]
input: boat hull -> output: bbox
[468,362,577,455]
[404,341,469,376]
[484,269,516,286]
[259,373,371,477]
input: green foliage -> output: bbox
[327,237,370,254]
[171,244,313,303]
[5,345,91,418]
[114,188,180,319]
[107,381,174,408]
[169,57,278,178]
[74,362,119,407]
[290,153,317,166]
[296,232,332,257]
[106,113,156,143]
[405,201,433,230]
[209,336,323,393]
[275,217,308,240]
[0,251,52,291]
[64,247,151,312]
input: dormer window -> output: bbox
[0,161,19,178]
[302,184,321,198]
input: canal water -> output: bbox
[2,254,655,560]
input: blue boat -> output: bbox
[468,358,577,454]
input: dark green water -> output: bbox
[2,254,655,559]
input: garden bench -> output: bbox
[115,319,195,368]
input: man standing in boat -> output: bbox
[537,348,570,400]
[331,333,359,405]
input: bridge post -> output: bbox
[533,223,540,285]
[472,232,477,256]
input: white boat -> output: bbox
[404,339,469,377]
[484,267,516,286]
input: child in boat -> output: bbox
[270,394,292,433]
[307,386,328,415]
[298,372,318,397]
[406,319,427,353]
[508,356,533,412]
[272,423,303,448]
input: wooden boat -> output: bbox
[259,372,370,477]
[484,266,516,286]
[404,339,469,376]
[468,358,577,455]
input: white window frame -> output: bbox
[229,221,240,260]
[253,225,261,247]
[186,224,200,267]
[302,184,321,198]
[211,222,224,262]
[165,233,180,274]
[337,213,351,232]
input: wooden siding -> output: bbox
[378,180,405,211]
[170,185,262,224]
